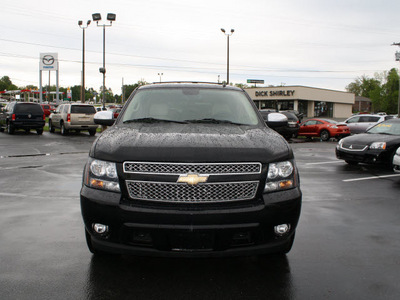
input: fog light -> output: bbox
[274,224,290,236]
[93,223,109,234]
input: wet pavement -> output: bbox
[1,132,400,299]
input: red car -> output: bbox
[297,118,350,141]
[40,104,56,117]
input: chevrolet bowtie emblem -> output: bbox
[177,174,209,185]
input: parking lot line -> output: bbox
[305,161,344,165]
[343,174,400,182]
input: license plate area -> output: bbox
[170,231,215,252]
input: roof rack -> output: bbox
[151,81,224,86]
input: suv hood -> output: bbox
[91,123,292,163]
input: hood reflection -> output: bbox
[85,254,293,299]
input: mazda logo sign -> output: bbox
[42,55,55,65]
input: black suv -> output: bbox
[259,110,300,140]
[0,101,45,135]
[81,83,302,257]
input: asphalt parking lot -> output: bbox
[1,132,400,300]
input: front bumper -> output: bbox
[336,146,390,165]
[80,185,302,257]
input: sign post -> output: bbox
[39,53,60,105]
[247,79,264,87]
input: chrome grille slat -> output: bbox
[126,180,259,203]
[123,162,261,175]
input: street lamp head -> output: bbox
[220,28,226,33]
[107,13,116,22]
[92,13,102,22]
[87,20,91,26]
[231,29,235,33]
[78,20,83,26]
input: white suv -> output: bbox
[49,103,98,136]
[344,114,394,134]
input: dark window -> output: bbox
[15,104,43,114]
[71,105,96,114]
[314,101,333,118]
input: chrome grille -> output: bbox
[341,143,368,151]
[124,162,261,175]
[126,180,259,203]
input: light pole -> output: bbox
[392,43,400,118]
[92,13,116,110]
[220,28,234,85]
[78,19,91,103]
[158,73,163,83]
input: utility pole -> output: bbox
[391,42,400,118]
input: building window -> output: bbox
[277,100,294,111]
[298,100,308,117]
[314,101,333,117]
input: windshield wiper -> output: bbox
[123,117,188,124]
[184,118,245,125]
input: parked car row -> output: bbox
[0,101,98,136]
[336,118,400,171]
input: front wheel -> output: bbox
[320,130,330,141]
[89,129,96,136]
[36,128,43,135]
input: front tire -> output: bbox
[320,130,330,141]
[89,129,96,136]
[36,128,43,135]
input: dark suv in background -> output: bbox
[0,101,45,135]
[259,110,300,140]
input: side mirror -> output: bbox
[265,112,288,128]
[94,110,115,126]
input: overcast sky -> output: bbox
[1,0,399,95]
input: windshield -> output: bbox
[367,120,400,135]
[121,88,260,125]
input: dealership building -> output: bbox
[245,86,355,119]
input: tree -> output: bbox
[345,75,380,98]
[346,70,399,114]
[0,76,18,91]
[381,68,399,114]
[123,79,148,102]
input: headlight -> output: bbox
[265,161,296,192]
[370,142,386,150]
[85,158,120,192]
